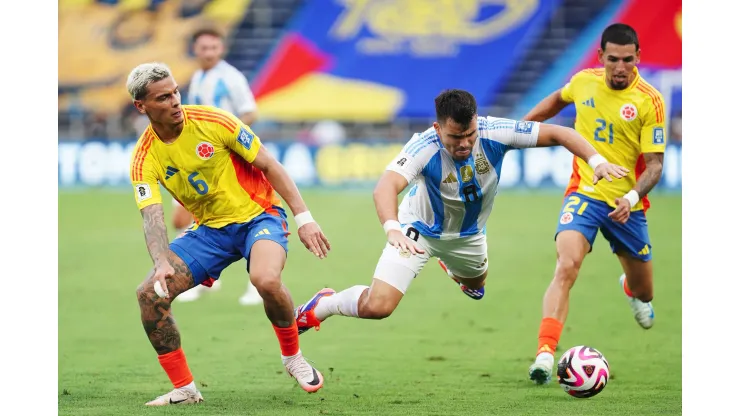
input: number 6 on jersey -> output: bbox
[188,172,209,195]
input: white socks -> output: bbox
[314,285,368,320]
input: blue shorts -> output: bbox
[170,206,290,286]
[554,193,652,261]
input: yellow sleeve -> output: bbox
[211,108,263,162]
[560,72,581,103]
[130,151,162,210]
[639,92,668,154]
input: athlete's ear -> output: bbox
[433,121,441,137]
[635,49,641,65]
[133,100,146,115]
[597,48,605,65]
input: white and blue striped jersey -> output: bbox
[388,117,541,240]
[187,60,257,117]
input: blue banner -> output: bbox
[58,140,682,192]
[252,0,561,121]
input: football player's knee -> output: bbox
[250,270,282,294]
[136,281,161,308]
[362,297,395,320]
[555,257,583,284]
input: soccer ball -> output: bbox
[556,345,610,398]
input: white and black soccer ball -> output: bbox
[556,345,610,398]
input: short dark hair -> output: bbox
[192,28,224,44]
[434,89,477,126]
[601,23,639,51]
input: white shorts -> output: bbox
[373,224,488,294]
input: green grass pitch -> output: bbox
[59,190,681,415]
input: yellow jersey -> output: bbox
[560,67,667,211]
[129,105,281,228]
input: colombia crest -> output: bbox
[196,142,215,160]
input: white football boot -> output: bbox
[145,386,203,406]
[528,352,554,385]
[619,274,654,329]
[282,352,324,393]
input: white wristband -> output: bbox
[588,154,608,170]
[294,211,315,229]
[623,190,640,208]
[383,220,402,234]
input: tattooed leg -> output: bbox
[136,250,195,354]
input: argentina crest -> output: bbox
[475,153,490,175]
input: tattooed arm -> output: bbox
[140,203,175,297]
[611,87,668,223]
[141,204,170,264]
[608,153,664,224]
[634,153,664,198]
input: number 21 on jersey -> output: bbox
[594,119,614,144]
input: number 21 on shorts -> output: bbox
[560,195,589,225]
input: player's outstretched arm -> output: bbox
[250,146,330,259]
[141,203,175,298]
[373,171,425,255]
[522,89,570,122]
[537,124,630,184]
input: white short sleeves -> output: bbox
[478,116,540,148]
[226,73,257,115]
[386,133,440,183]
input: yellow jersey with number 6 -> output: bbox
[560,67,666,211]
[129,105,281,228]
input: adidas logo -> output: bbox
[165,166,179,179]
[254,228,271,238]
[442,172,457,184]
[638,245,650,256]
[581,97,595,108]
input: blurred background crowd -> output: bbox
[58,0,682,190]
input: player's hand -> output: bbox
[608,198,632,224]
[387,229,425,255]
[298,222,331,259]
[152,258,175,299]
[592,163,630,185]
